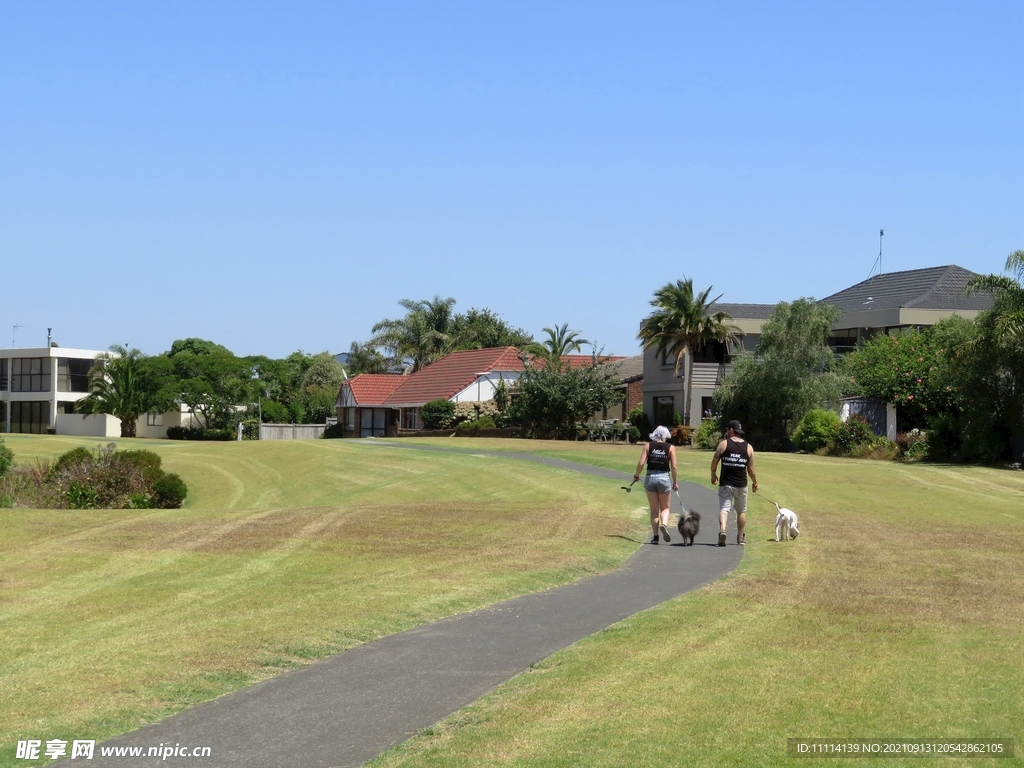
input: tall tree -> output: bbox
[371,295,457,372]
[713,299,843,450]
[963,249,1024,456]
[527,323,589,369]
[76,345,154,438]
[507,360,621,439]
[346,342,390,375]
[967,250,1024,344]
[637,279,739,427]
[448,308,534,350]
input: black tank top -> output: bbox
[720,438,750,487]
[646,441,670,473]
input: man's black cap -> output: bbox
[726,420,745,435]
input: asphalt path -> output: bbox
[75,444,743,768]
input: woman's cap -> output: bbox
[650,426,672,441]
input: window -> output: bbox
[701,397,717,418]
[57,358,93,392]
[654,396,677,428]
[402,408,418,430]
[59,402,77,414]
[0,358,6,390]
[828,329,858,354]
[692,341,726,364]
[10,401,50,433]
[146,412,164,426]
[11,358,51,392]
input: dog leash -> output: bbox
[620,478,639,493]
[673,490,696,519]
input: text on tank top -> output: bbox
[720,438,749,487]
[646,442,670,473]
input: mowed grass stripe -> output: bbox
[367,442,1024,768]
[0,436,645,766]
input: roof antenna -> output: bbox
[868,229,884,278]
[9,324,26,348]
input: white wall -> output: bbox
[451,372,520,404]
[56,413,121,437]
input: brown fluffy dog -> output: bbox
[677,510,701,546]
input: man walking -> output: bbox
[710,420,758,547]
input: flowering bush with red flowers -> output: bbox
[841,326,961,428]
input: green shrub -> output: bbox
[905,440,929,461]
[153,473,188,508]
[626,406,650,438]
[628,425,641,444]
[670,410,682,427]
[792,409,842,453]
[455,415,497,433]
[52,446,94,474]
[421,400,456,430]
[851,437,900,461]
[167,426,233,441]
[0,438,15,478]
[321,423,345,439]
[66,482,99,509]
[828,415,875,456]
[128,492,154,509]
[118,450,164,483]
[695,418,722,449]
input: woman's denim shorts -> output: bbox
[644,472,672,493]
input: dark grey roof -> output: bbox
[821,265,993,313]
[609,354,644,381]
[706,302,777,320]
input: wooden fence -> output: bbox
[259,423,327,440]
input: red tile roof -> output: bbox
[345,374,406,406]
[559,354,626,369]
[343,349,630,410]
[383,347,525,407]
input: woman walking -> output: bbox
[633,425,679,544]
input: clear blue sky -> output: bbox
[2,1,1021,357]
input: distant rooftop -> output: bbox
[821,265,993,314]
[706,302,777,320]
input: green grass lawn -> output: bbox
[367,439,1024,767]
[0,435,646,767]
[4,434,1023,767]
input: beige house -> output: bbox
[641,265,993,428]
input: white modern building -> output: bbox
[2,346,199,438]
[2,347,106,434]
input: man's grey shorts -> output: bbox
[644,472,672,493]
[718,485,748,514]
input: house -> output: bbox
[641,304,774,429]
[335,347,630,437]
[641,265,994,428]
[601,354,643,421]
[335,373,407,438]
[1,346,202,438]
[336,347,527,437]
[2,346,107,435]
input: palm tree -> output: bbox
[638,278,739,427]
[76,345,152,438]
[371,296,457,372]
[967,250,1024,343]
[527,324,589,369]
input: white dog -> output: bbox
[774,503,800,541]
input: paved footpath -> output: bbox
[78,445,743,768]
